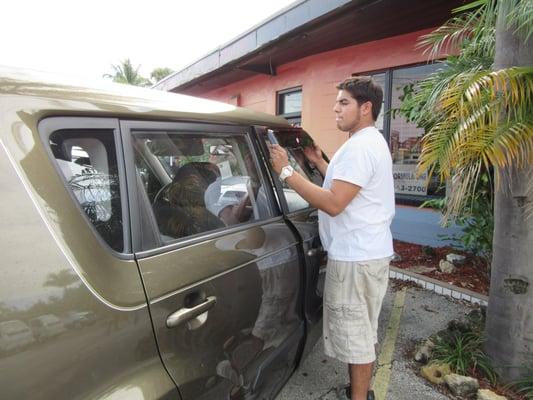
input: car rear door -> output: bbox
[256,126,326,358]
[120,120,306,400]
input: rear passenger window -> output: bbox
[49,130,124,252]
[132,132,272,243]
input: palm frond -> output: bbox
[418,0,497,60]
[506,0,533,42]
[416,64,533,217]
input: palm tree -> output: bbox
[104,59,151,87]
[150,67,174,84]
[399,0,532,381]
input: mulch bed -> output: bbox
[391,239,490,296]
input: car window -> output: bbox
[132,131,272,243]
[264,128,324,213]
[49,129,124,252]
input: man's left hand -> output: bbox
[269,144,289,175]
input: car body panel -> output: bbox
[0,67,288,127]
[255,127,326,358]
[0,143,177,399]
[0,66,321,400]
[120,119,307,399]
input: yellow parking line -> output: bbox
[373,287,407,400]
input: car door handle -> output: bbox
[307,246,323,257]
[166,296,217,329]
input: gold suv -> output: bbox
[0,67,325,400]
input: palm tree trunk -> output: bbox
[484,0,533,381]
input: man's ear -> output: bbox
[362,101,372,117]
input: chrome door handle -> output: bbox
[166,296,217,328]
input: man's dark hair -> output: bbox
[336,76,383,121]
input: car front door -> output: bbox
[121,121,306,400]
[257,126,326,358]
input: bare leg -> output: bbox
[349,362,373,400]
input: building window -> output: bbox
[277,87,302,127]
[363,63,445,204]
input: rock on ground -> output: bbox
[444,373,479,397]
[477,389,508,400]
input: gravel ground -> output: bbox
[275,283,477,400]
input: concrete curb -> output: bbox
[389,266,488,307]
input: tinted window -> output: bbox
[49,130,124,252]
[132,132,272,243]
[265,128,324,213]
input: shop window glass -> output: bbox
[390,64,443,197]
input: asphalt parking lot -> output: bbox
[276,283,476,400]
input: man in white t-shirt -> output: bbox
[270,76,395,400]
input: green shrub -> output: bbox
[421,171,494,268]
[509,375,533,399]
[432,329,497,384]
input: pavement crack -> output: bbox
[314,386,336,399]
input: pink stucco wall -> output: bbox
[196,28,437,157]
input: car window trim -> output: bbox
[254,126,323,215]
[254,126,300,214]
[38,116,133,258]
[250,126,283,216]
[136,215,286,259]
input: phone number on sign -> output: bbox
[395,184,427,193]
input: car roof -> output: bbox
[0,65,290,127]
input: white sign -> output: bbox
[393,164,428,195]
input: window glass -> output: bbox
[390,63,443,197]
[369,72,386,133]
[265,128,323,213]
[279,90,302,114]
[49,130,124,252]
[132,132,271,243]
[277,88,302,127]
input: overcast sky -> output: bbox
[1,0,296,81]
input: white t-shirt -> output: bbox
[318,126,395,261]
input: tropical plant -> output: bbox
[432,330,497,384]
[398,0,532,381]
[421,172,494,267]
[103,59,151,87]
[397,2,532,219]
[150,67,174,83]
[508,375,533,399]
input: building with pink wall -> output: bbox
[156,0,461,205]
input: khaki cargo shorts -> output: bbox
[323,257,390,364]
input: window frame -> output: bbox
[38,117,132,257]
[119,120,282,255]
[276,87,302,126]
[255,126,323,216]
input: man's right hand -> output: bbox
[304,145,328,177]
[303,145,323,164]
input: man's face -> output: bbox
[333,89,368,133]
